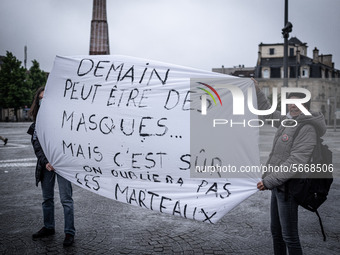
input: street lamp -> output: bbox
[282,0,292,87]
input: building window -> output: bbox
[270,67,281,78]
[269,48,275,55]
[302,68,309,78]
[289,66,296,78]
[321,69,325,78]
[289,48,294,56]
[263,68,270,78]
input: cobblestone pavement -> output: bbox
[0,122,339,255]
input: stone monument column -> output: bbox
[89,0,110,55]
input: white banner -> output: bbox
[36,55,260,223]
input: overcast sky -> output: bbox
[1,0,339,72]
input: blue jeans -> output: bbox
[41,169,75,236]
[271,188,302,255]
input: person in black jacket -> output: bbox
[27,87,75,247]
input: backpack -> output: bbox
[287,123,333,241]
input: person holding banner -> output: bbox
[28,87,75,247]
[253,79,326,255]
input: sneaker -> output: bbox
[32,227,55,239]
[63,234,74,247]
[4,138,8,145]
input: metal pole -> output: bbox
[295,46,299,87]
[24,45,27,69]
[334,92,337,132]
[328,98,331,126]
[283,0,289,87]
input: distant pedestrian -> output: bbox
[27,87,75,247]
[0,136,8,145]
[253,79,326,255]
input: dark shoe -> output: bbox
[63,234,74,247]
[4,138,8,145]
[32,227,55,239]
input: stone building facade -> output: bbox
[254,37,339,125]
[255,37,339,80]
[212,65,255,78]
[212,37,339,125]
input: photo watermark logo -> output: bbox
[199,84,312,117]
[196,82,223,115]
[197,82,312,128]
[190,78,332,179]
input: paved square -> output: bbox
[0,122,339,254]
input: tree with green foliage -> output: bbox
[0,51,32,120]
[27,59,47,93]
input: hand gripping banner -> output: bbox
[36,55,261,223]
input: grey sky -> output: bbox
[0,0,339,72]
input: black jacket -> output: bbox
[27,123,49,186]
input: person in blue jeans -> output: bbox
[28,87,75,247]
[253,79,326,255]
